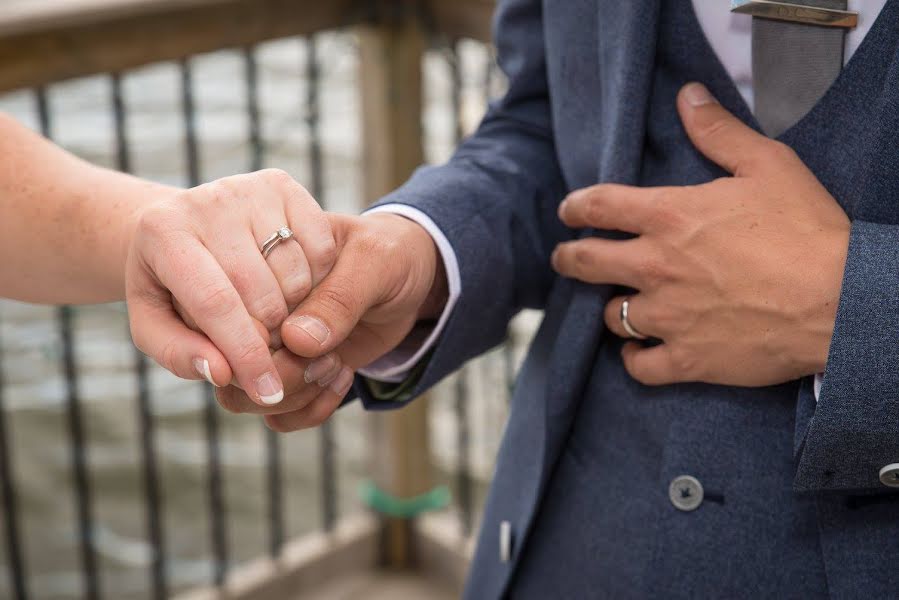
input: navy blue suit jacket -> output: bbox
[356,0,899,596]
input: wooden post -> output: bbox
[357,7,432,570]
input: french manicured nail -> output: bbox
[329,367,355,397]
[193,357,218,387]
[255,372,284,405]
[290,316,330,345]
[304,354,337,384]
[683,82,716,107]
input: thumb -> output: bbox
[677,82,772,176]
[281,246,384,359]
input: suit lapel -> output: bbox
[491,0,663,595]
[539,0,664,490]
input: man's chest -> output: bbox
[541,0,899,222]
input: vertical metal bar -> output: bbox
[36,88,102,600]
[244,48,264,174]
[454,370,473,537]
[305,36,337,533]
[448,42,474,536]
[179,59,229,586]
[484,45,496,105]
[503,330,516,405]
[243,46,286,558]
[111,73,168,600]
[450,41,465,144]
[0,318,28,600]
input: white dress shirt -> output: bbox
[361,0,885,390]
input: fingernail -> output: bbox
[328,367,355,397]
[255,372,284,405]
[289,316,330,345]
[683,82,716,107]
[193,357,219,387]
[304,354,337,384]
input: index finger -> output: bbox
[150,235,284,406]
[559,183,666,234]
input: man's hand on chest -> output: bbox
[551,82,851,387]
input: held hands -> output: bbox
[217,213,445,432]
[552,83,851,387]
[125,168,443,431]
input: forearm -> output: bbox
[0,113,177,304]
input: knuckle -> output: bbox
[249,293,289,330]
[136,203,180,241]
[311,237,339,274]
[235,334,267,362]
[284,272,313,308]
[194,283,240,320]
[215,388,243,414]
[669,346,698,378]
[623,352,651,384]
[584,196,607,226]
[320,276,359,321]
[770,140,797,160]
[260,168,293,186]
[766,140,799,168]
[645,302,675,333]
[635,255,669,287]
[158,337,179,374]
[207,180,240,207]
[573,244,596,269]
[697,117,732,144]
[649,190,686,230]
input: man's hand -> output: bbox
[552,82,851,387]
[215,212,446,431]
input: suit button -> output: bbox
[499,520,512,563]
[879,463,899,488]
[669,475,704,511]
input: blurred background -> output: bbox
[0,0,542,598]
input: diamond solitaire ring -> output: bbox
[261,226,294,259]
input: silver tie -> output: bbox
[750,0,848,137]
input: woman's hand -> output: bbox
[125,169,343,406]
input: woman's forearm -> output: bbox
[0,113,177,304]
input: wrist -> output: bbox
[121,182,181,289]
[362,211,449,321]
[796,225,850,375]
[418,247,448,320]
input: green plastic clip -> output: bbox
[360,481,451,519]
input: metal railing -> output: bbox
[0,2,530,598]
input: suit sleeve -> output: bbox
[351,0,569,410]
[794,220,899,491]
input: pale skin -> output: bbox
[220,82,851,431]
[0,113,353,408]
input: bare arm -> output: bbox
[0,112,176,304]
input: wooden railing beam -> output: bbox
[0,0,495,94]
[0,0,364,93]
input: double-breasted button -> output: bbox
[499,520,512,563]
[669,475,704,511]
[879,463,899,488]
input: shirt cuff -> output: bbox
[357,204,462,383]
[813,373,822,402]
